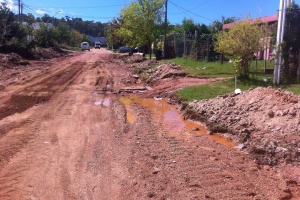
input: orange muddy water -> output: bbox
[120,95,235,148]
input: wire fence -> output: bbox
[160,32,221,62]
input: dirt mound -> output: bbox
[116,54,146,64]
[146,62,186,84]
[183,87,300,166]
[0,53,28,68]
[32,47,67,60]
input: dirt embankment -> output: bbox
[123,56,300,167]
[182,87,300,166]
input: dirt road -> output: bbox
[0,49,297,199]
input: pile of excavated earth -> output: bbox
[182,87,300,167]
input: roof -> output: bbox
[222,14,278,29]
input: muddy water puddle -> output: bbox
[120,95,235,148]
[92,91,111,107]
[94,98,110,107]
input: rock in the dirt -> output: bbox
[267,110,275,118]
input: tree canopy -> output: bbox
[214,17,269,77]
[111,0,165,57]
[0,2,15,46]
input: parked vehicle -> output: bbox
[94,41,101,49]
[81,42,90,51]
[119,46,132,53]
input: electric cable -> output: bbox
[169,0,213,22]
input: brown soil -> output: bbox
[0,49,299,199]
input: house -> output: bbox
[222,15,278,60]
[88,36,107,47]
[22,22,55,42]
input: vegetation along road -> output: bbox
[0,49,299,199]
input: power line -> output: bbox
[169,0,213,22]
[22,5,114,21]
[23,4,126,9]
[22,3,44,17]
[191,0,211,11]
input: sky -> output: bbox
[2,0,300,25]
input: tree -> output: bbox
[0,2,15,47]
[55,22,71,45]
[69,29,83,47]
[214,17,268,78]
[34,23,56,47]
[107,18,124,48]
[116,0,165,58]
[208,17,238,34]
[281,3,300,83]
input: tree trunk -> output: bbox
[148,41,152,59]
[297,50,300,83]
[241,58,249,78]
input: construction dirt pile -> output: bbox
[0,53,28,68]
[32,47,68,60]
[145,62,186,84]
[182,87,300,166]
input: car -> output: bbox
[81,42,90,51]
[94,41,101,49]
[119,46,132,53]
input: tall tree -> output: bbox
[214,16,268,78]
[281,3,300,83]
[0,2,15,47]
[116,0,164,58]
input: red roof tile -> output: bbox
[222,14,278,29]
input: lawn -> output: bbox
[163,57,299,101]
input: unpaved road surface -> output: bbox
[0,49,298,199]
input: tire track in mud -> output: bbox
[0,61,84,121]
[0,61,86,199]
[0,55,129,199]
[122,103,291,199]
[0,110,47,199]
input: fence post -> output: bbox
[173,32,177,57]
[206,37,209,62]
[195,30,198,60]
[184,31,186,56]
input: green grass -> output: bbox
[166,57,234,77]
[177,77,273,102]
[281,85,300,95]
[65,46,81,51]
[160,56,299,102]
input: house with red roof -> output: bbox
[222,15,278,60]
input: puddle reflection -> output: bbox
[119,97,135,124]
[120,95,235,148]
[94,97,110,107]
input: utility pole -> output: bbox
[164,0,168,59]
[18,0,21,23]
[21,2,23,22]
[273,0,294,84]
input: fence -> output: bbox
[159,31,220,62]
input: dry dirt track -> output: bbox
[0,49,297,199]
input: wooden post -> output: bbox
[184,31,186,56]
[195,30,198,60]
[297,51,300,82]
[173,32,177,57]
[206,37,209,62]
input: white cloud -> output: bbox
[1,0,17,11]
[36,9,47,15]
